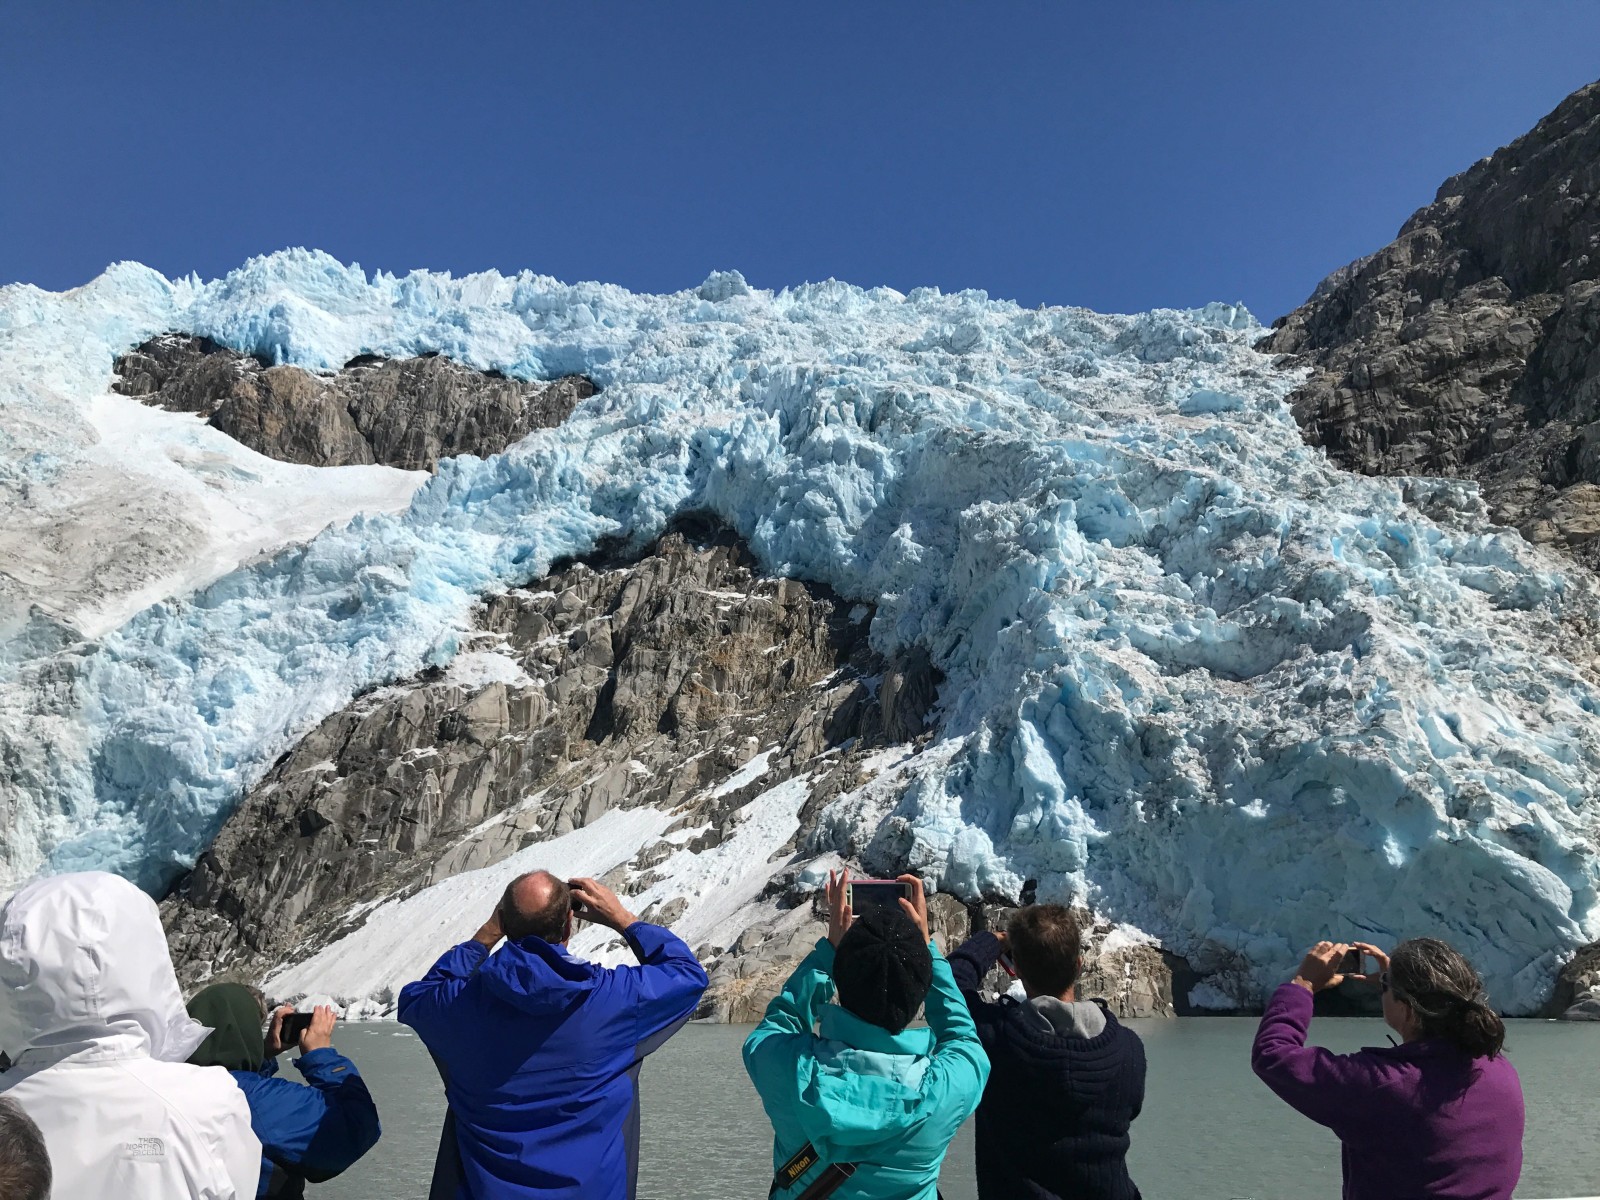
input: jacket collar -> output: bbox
[1365,1036,1472,1061]
[818,1004,934,1056]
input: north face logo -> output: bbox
[124,1137,165,1159]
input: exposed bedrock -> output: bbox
[162,519,890,990]
[1546,940,1600,1020]
[159,517,1178,1020]
[1263,80,1600,563]
[114,333,596,470]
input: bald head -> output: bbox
[497,871,572,944]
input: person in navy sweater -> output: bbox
[398,871,708,1200]
[950,905,1146,1200]
[186,985,381,1198]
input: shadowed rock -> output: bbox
[114,334,596,470]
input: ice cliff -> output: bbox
[3,249,1599,1012]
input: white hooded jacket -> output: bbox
[0,872,261,1199]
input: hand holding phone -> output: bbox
[843,879,912,917]
[277,1011,315,1045]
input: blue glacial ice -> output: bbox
[2,249,1599,1011]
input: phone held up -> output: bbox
[278,1011,315,1044]
[1339,946,1366,976]
[844,879,911,916]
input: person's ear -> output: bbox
[563,909,573,942]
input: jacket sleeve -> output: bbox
[240,1050,381,1183]
[609,922,710,1048]
[397,941,490,1045]
[920,944,991,1131]
[948,930,1003,995]
[742,938,835,1103]
[1251,982,1382,1134]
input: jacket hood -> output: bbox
[0,871,211,1063]
[186,982,267,1072]
[478,936,605,1015]
[795,1004,937,1153]
[992,997,1130,1104]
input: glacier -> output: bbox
[3,248,1599,1012]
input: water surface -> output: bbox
[319,1018,1597,1200]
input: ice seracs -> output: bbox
[2,249,1599,1012]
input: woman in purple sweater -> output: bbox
[1252,937,1523,1200]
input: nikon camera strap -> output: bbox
[769,1141,857,1200]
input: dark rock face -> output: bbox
[161,519,893,996]
[1547,940,1600,1020]
[1263,81,1600,562]
[114,334,596,471]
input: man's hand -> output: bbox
[570,877,637,933]
[1291,941,1350,994]
[299,1005,337,1054]
[897,874,931,944]
[472,906,504,949]
[263,1005,295,1058]
[825,869,852,946]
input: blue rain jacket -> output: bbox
[232,1048,381,1198]
[398,922,708,1200]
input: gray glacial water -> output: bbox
[317,1018,1598,1200]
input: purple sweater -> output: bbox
[1251,983,1524,1200]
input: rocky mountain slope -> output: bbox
[1264,80,1600,562]
[114,333,596,470]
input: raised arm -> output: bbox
[897,876,990,1125]
[567,876,709,1046]
[949,929,1004,998]
[747,868,853,1086]
[396,911,500,1041]
[616,921,711,1044]
[742,938,836,1085]
[246,1013,382,1184]
[287,1008,381,1179]
[921,945,991,1115]
[1251,942,1383,1133]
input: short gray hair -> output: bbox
[0,1096,52,1199]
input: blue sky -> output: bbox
[3,3,1597,321]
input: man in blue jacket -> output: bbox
[398,871,708,1200]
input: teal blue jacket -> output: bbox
[743,938,990,1200]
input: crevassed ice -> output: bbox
[2,249,1598,1012]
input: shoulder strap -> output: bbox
[770,1141,858,1200]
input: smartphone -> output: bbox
[1339,947,1364,975]
[998,951,1018,979]
[278,1012,315,1043]
[845,879,911,915]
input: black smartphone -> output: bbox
[278,1011,314,1043]
[1339,947,1364,975]
[845,879,911,915]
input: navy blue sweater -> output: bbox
[949,932,1145,1200]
